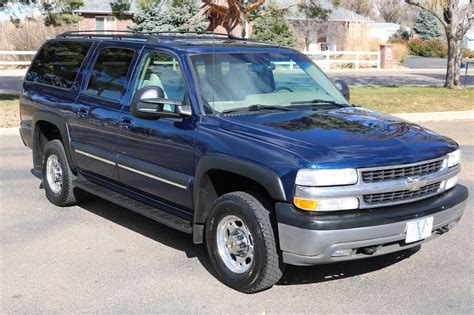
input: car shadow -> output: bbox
[75,193,217,278]
[73,191,420,288]
[278,246,420,286]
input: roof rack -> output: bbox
[57,30,243,42]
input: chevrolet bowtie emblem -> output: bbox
[405,176,427,192]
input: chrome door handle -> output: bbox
[120,118,133,130]
[77,108,88,119]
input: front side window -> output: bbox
[26,40,92,89]
[85,48,134,101]
[190,52,347,113]
[133,52,186,112]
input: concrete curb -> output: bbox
[0,128,19,135]
[392,110,474,122]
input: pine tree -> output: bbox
[129,2,207,32]
[413,9,442,41]
[250,3,298,48]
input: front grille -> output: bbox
[361,160,444,183]
[363,182,441,205]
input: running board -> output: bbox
[74,178,192,234]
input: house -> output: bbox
[74,0,140,31]
[464,27,474,50]
[280,0,372,51]
[369,22,408,43]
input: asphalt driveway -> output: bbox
[1,120,473,313]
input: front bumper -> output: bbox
[276,185,468,266]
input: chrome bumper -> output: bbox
[279,198,467,266]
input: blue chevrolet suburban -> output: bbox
[19,31,468,293]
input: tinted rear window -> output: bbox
[26,41,92,89]
[84,48,134,101]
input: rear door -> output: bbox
[72,42,140,181]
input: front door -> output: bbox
[72,44,138,181]
[116,50,197,211]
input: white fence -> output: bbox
[0,51,36,66]
[0,50,381,69]
[304,51,381,69]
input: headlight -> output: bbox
[295,168,358,186]
[447,149,461,167]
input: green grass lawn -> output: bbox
[1,87,473,127]
[350,86,474,113]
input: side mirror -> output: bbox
[334,79,350,102]
[131,86,191,119]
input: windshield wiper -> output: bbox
[290,99,347,107]
[221,104,294,114]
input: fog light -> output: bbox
[332,249,352,257]
[444,175,459,190]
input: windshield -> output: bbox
[189,52,348,113]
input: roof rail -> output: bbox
[57,30,244,41]
[57,30,157,41]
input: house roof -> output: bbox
[276,0,372,22]
[74,0,140,14]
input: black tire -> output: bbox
[205,191,284,293]
[41,139,78,206]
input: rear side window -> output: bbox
[85,48,134,101]
[26,41,92,89]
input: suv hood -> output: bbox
[218,107,458,168]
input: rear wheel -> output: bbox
[42,139,78,206]
[205,192,284,293]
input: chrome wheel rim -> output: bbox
[46,154,63,194]
[216,215,254,274]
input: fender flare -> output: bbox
[32,110,76,172]
[192,154,287,243]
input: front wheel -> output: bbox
[205,192,284,293]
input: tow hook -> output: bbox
[357,246,378,255]
[435,225,450,235]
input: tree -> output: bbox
[292,0,331,51]
[332,0,374,18]
[138,0,161,9]
[110,0,132,20]
[375,0,403,23]
[405,0,473,88]
[413,9,442,40]
[389,26,412,42]
[201,0,266,37]
[44,0,84,26]
[250,2,297,47]
[130,1,208,32]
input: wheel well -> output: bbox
[207,170,273,205]
[33,120,63,171]
[193,169,277,244]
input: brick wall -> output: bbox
[77,14,134,31]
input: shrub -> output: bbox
[463,48,474,59]
[408,38,448,58]
[392,43,408,64]
[389,26,411,43]
[0,19,76,66]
